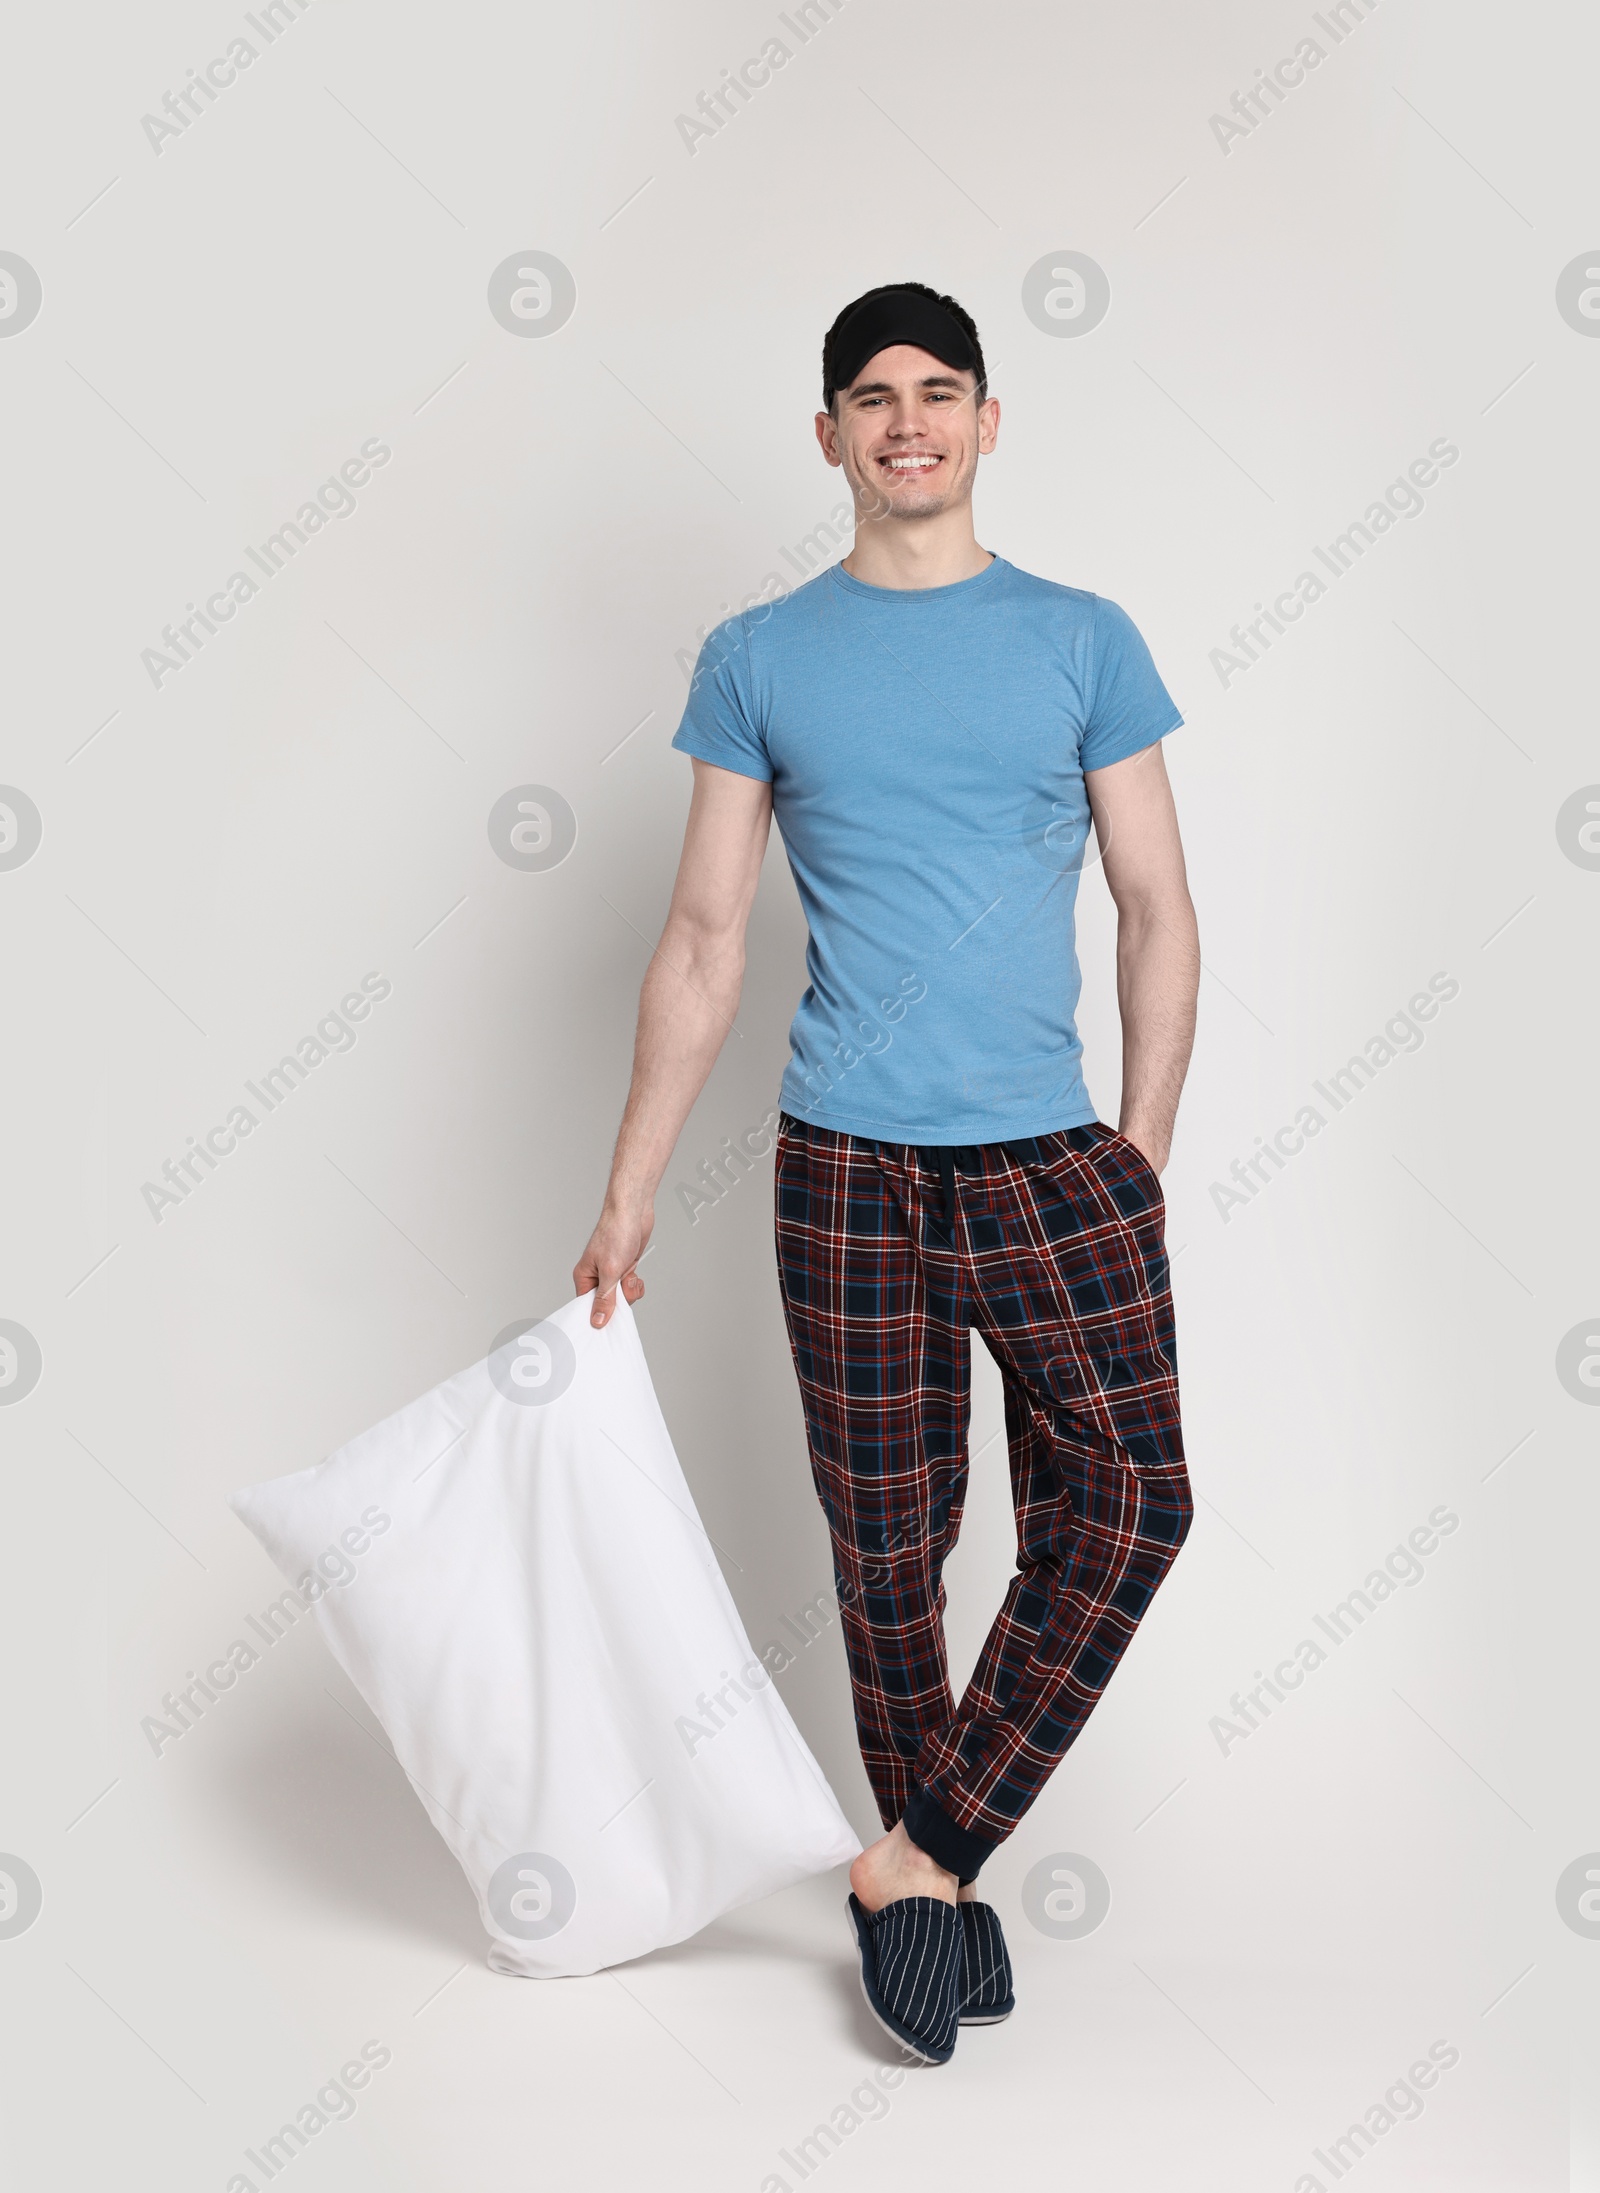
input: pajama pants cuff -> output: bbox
[903,1785,998,1882]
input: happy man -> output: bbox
[576,280,1199,2063]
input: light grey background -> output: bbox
[0,1,1592,2187]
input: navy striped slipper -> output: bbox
[958,1899,1015,2024]
[847,1893,962,2065]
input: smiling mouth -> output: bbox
[877,452,944,474]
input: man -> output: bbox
[575,281,1198,2064]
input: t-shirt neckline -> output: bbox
[828,553,1007,604]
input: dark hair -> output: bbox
[821,281,987,412]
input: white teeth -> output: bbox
[885,455,940,469]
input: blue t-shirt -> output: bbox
[671,554,1181,1144]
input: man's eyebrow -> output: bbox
[845,373,971,399]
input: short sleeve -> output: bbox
[670,614,773,783]
[1079,596,1183,772]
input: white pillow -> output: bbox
[229,1291,859,1977]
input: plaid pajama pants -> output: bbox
[773,1112,1192,1880]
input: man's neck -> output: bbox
[840,513,993,592]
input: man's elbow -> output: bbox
[1113,875,1197,939]
[663,911,747,985]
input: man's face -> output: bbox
[816,343,999,523]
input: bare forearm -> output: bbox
[605,923,744,1212]
[575,759,769,1325]
[1115,893,1199,1170]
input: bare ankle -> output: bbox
[850,1821,958,1910]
